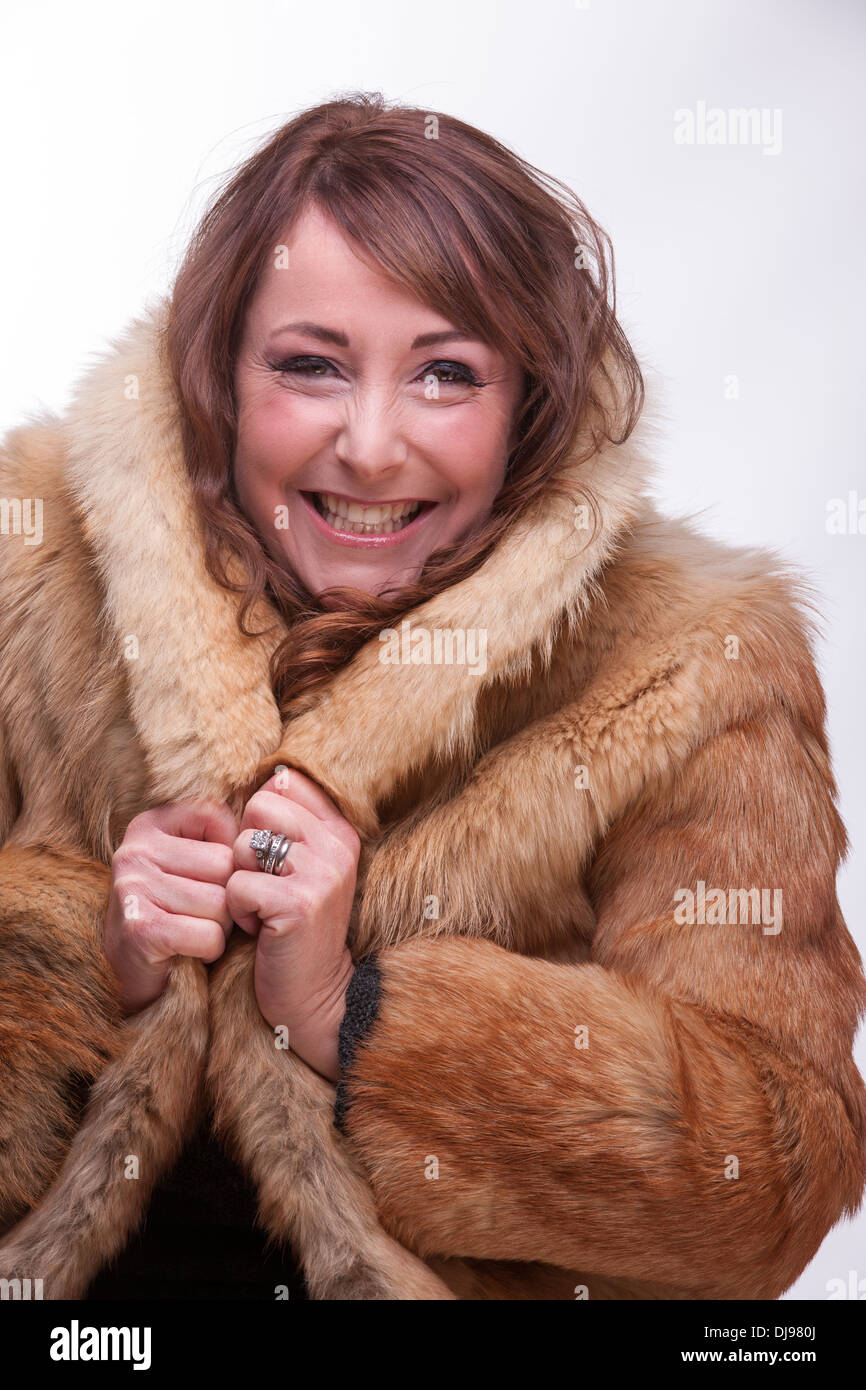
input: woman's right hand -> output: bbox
[103,800,240,1016]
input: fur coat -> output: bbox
[0,297,865,1301]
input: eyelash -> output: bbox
[270,356,484,389]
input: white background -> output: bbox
[1,0,863,1299]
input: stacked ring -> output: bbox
[250,828,293,875]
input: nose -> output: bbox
[332,386,410,485]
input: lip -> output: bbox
[298,490,438,548]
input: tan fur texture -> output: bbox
[0,297,864,1299]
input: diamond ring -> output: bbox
[250,828,293,874]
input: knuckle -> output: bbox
[126,805,163,833]
[224,876,244,912]
[112,871,152,917]
[213,844,236,879]
[199,925,227,963]
[122,810,149,835]
[113,843,152,876]
[347,828,362,858]
[340,831,362,865]
[191,885,228,928]
[329,838,359,877]
[232,832,251,863]
[213,891,231,925]
[242,790,268,822]
[112,870,145,904]
[135,910,174,957]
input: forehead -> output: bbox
[249,204,441,325]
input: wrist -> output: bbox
[117,977,164,1017]
[288,956,354,1082]
[108,953,169,1017]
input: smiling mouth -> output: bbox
[304,491,433,536]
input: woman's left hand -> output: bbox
[226,769,359,1082]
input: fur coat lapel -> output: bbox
[62,298,285,806]
[61,295,660,828]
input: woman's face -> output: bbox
[232,204,525,598]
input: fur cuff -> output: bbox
[334,954,382,1134]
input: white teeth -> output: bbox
[321,493,418,522]
[316,493,422,535]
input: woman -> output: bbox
[1,92,864,1301]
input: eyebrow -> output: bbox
[267,320,480,350]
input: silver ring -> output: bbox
[250,829,293,874]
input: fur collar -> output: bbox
[61,295,661,830]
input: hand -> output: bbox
[104,799,239,1014]
[227,769,360,1082]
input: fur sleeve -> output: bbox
[331,706,866,1299]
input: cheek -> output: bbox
[235,395,320,501]
[422,411,510,503]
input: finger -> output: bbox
[260,768,359,843]
[139,799,239,849]
[233,835,319,883]
[233,827,299,877]
[137,912,229,965]
[226,865,316,928]
[232,908,261,937]
[241,787,333,855]
[229,839,322,935]
[147,834,235,885]
[147,869,234,935]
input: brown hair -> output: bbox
[163,90,643,717]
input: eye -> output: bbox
[269,356,484,388]
[271,355,337,377]
[421,360,483,388]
